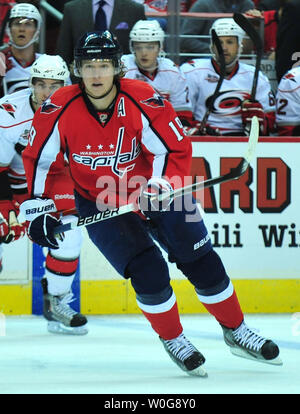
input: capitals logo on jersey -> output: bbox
[141,93,165,108]
[72,127,141,178]
[0,102,17,118]
[40,97,62,114]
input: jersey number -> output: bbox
[28,126,36,146]
[169,117,184,141]
[276,98,288,115]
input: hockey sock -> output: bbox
[137,292,183,340]
[197,282,244,329]
[45,254,78,296]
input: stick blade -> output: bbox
[244,115,259,164]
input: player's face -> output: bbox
[81,60,115,97]
[10,17,37,47]
[215,36,239,67]
[132,42,160,71]
[33,78,64,106]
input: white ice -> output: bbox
[0,313,300,394]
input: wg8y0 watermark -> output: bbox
[147,398,196,409]
[103,397,197,411]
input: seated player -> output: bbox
[181,17,275,136]
[276,65,300,136]
[1,3,42,96]
[121,19,193,127]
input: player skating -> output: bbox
[21,31,281,376]
[121,20,193,126]
[0,54,88,335]
[181,17,275,136]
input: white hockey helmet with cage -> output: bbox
[30,54,70,86]
[7,3,42,49]
[129,20,165,53]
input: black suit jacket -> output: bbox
[56,0,146,65]
[276,0,300,81]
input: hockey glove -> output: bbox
[0,200,27,243]
[241,99,265,133]
[28,213,64,249]
[139,177,174,215]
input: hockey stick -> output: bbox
[54,116,259,236]
[233,13,263,100]
[198,29,226,134]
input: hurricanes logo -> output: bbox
[208,90,251,116]
[141,93,165,108]
[0,102,16,118]
[40,97,62,114]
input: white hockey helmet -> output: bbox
[210,18,245,45]
[30,55,70,86]
[210,18,245,65]
[7,3,42,49]
[129,20,165,53]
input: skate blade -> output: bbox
[47,321,88,336]
[230,348,283,366]
[186,365,208,377]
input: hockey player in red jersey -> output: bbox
[181,18,276,136]
[0,54,88,335]
[22,31,282,376]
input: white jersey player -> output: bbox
[1,3,42,96]
[121,20,193,126]
[276,66,300,136]
[181,18,276,136]
[0,54,88,335]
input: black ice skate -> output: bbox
[160,333,207,377]
[41,278,88,335]
[221,321,282,365]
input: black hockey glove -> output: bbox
[28,214,64,249]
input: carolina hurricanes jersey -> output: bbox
[276,66,300,135]
[181,58,275,134]
[23,79,192,208]
[2,50,41,95]
[0,88,33,193]
[121,54,192,114]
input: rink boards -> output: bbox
[1,136,300,315]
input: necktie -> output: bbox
[95,0,107,32]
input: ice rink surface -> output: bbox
[0,313,300,395]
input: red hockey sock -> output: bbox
[140,301,183,340]
[201,290,244,329]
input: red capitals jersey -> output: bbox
[23,78,192,209]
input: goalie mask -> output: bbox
[210,18,245,66]
[7,3,42,49]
